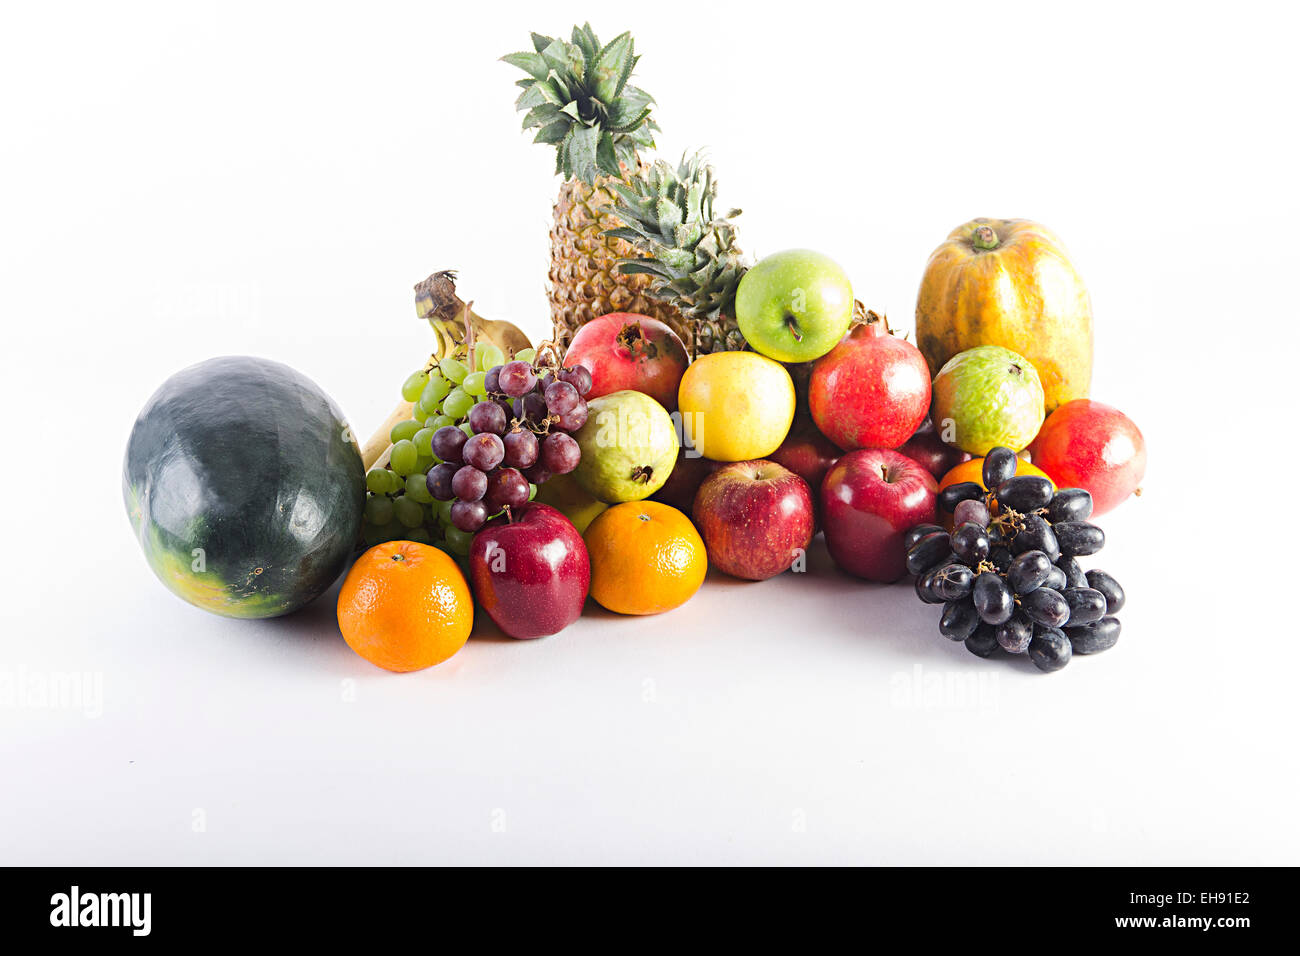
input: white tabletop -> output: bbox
[2,1,1293,865]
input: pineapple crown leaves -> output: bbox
[503,24,658,184]
[604,152,748,320]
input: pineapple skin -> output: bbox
[548,173,690,352]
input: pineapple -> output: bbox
[504,25,687,351]
[605,152,749,356]
[548,169,691,349]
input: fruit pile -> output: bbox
[905,448,1125,672]
[121,23,1148,679]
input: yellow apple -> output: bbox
[677,352,796,461]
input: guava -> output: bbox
[930,346,1045,455]
[572,390,679,503]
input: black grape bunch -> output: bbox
[904,447,1126,673]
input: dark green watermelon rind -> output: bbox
[123,356,365,619]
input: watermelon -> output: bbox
[123,356,365,618]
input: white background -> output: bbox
[2,1,1297,864]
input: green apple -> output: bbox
[930,345,1045,455]
[572,390,679,503]
[735,249,855,363]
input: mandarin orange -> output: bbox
[584,501,706,615]
[337,541,473,672]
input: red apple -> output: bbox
[768,416,840,529]
[650,448,724,517]
[770,416,840,491]
[897,416,972,480]
[693,460,815,581]
[808,321,931,451]
[1029,400,1146,516]
[563,312,690,411]
[468,502,590,639]
[821,448,938,582]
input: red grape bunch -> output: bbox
[425,356,594,533]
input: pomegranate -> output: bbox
[562,313,689,411]
[808,316,931,451]
[1028,400,1146,516]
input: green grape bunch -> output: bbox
[361,343,567,558]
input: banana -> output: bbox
[414,270,532,360]
[360,271,533,471]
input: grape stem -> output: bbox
[535,339,563,369]
[987,501,1024,538]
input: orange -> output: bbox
[938,457,1055,529]
[337,541,473,672]
[584,501,707,615]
